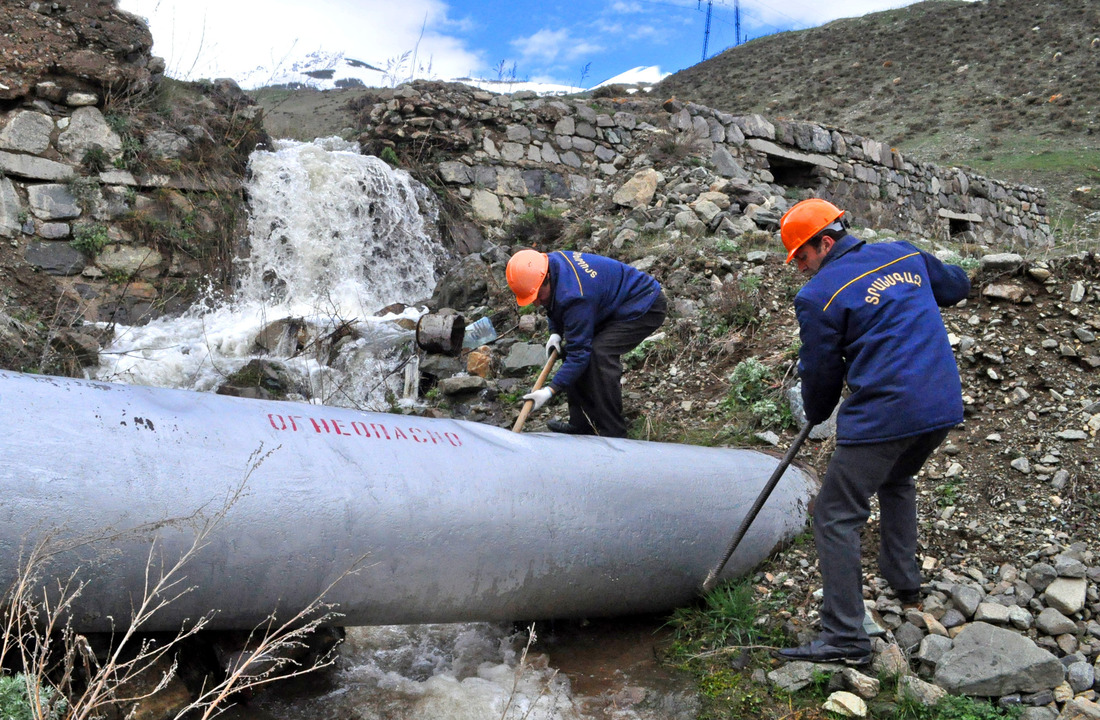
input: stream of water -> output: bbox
[227,619,696,720]
[95,138,437,409]
[90,139,694,719]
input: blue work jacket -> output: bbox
[795,235,970,445]
[545,250,662,391]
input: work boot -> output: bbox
[897,588,923,611]
[546,419,591,434]
[774,640,872,667]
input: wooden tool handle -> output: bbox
[512,349,559,433]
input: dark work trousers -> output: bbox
[567,293,667,438]
[814,427,951,651]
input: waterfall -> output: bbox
[95,137,443,409]
[90,140,660,719]
[241,137,440,310]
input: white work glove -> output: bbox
[522,387,554,411]
[545,333,562,359]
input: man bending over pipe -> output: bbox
[775,198,970,667]
[505,249,666,438]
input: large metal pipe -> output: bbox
[0,370,817,631]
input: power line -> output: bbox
[699,0,713,60]
[624,0,825,60]
[699,0,744,60]
[735,0,741,45]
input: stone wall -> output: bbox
[716,104,1050,247]
[0,0,268,374]
[0,85,262,329]
[362,83,1049,249]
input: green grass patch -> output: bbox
[661,579,795,719]
[962,148,1100,176]
[0,674,67,720]
[70,223,110,257]
[887,693,1021,720]
[721,357,794,432]
[660,577,1024,719]
[665,579,786,655]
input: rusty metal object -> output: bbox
[415,312,465,356]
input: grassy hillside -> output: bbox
[657,0,1100,230]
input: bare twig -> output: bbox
[0,445,361,720]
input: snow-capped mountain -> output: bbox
[236,50,668,95]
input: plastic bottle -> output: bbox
[462,317,498,348]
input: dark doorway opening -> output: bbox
[948,218,974,236]
[768,157,820,190]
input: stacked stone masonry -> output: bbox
[365,83,1050,247]
[0,85,253,328]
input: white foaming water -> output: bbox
[91,140,662,719]
[252,624,590,720]
[95,138,442,409]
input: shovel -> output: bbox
[512,349,559,433]
[701,421,815,593]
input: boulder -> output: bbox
[767,661,828,692]
[823,691,866,718]
[712,146,748,179]
[56,106,123,161]
[216,359,300,400]
[840,668,880,700]
[933,622,1065,696]
[0,178,21,238]
[27,183,81,220]
[502,343,546,376]
[1067,662,1095,694]
[897,676,946,706]
[466,348,492,378]
[1043,578,1087,616]
[612,168,659,208]
[428,255,492,312]
[470,189,502,222]
[674,210,704,234]
[1059,698,1100,720]
[437,375,487,396]
[49,330,101,368]
[24,240,85,276]
[96,245,164,276]
[974,602,1012,624]
[949,584,984,618]
[439,161,472,184]
[980,253,1024,273]
[983,284,1028,303]
[0,110,53,154]
[1036,608,1077,636]
[0,150,75,182]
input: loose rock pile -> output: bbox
[766,538,1100,719]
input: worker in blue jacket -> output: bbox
[774,199,970,667]
[505,249,666,437]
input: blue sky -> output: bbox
[117,0,937,88]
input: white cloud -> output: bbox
[628,24,669,42]
[510,28,603,64]
[117,0,485,81]
[744,0,919,33]
[609,1,646,12]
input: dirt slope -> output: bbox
[657,0,1100,224]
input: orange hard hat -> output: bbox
[779,198,845,263]
[506,249,549,306]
